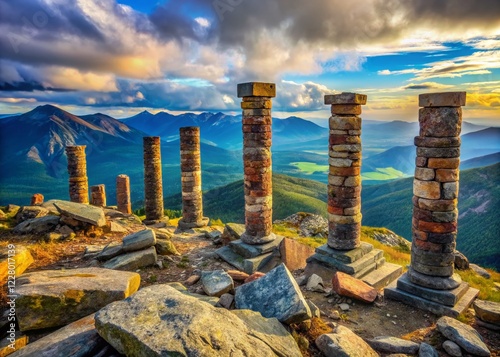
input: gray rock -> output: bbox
[96,243,123,261]
[437,316,490,357]
[454,251,469,270]
[201,270,234,297]
[367,336,420,354]
[109,221,128,233]
[306,274,325,292]
[235,263,311,324]
[316,326,378,357]
[103,246,157,271]
[13,216,60,234]
[339,303,350,311]
[474,299,500,326]
[205,230,222,240]
[470,264,491,279]
[419,342,438,357]
[216,293,234,309]
[16,206,50,222]
[52,200,106,227]
[122,229,156,252]
[223,222,245,241]
[95,284,301,357]
[307,300,321,318]
[9,314,113,357]
[443,340,462,357]
[15,268,140,331]
[155,238,180,255]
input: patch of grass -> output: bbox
[210,218,224,226]
[362,167,408,181]
[290,162,329,175]
[457,269,500,302]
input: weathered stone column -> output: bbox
[326,93,366,250]
[90,184,106,207]
[178,127,209,229]
[409,92,466,289]
[116,174,132,214]
[143,137,164,223]
[238,82,276,245]
[385,92,479,317]
[66,145,89,204]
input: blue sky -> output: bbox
[0,0,499,124]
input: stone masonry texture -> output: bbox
[325,93,367,250]
[116,174,132,214]
[66,145,89,204]
[90,184,106,207]
[238,82,276,245]
[143,137,164,222]
[410,92,466,288]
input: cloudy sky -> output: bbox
[0,0,499,124]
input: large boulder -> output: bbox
[316,325,378,357]
[437,316,490,357]
[235,263,311,324]
[95,284,302,357]
[9,314,114,357]
[0,246,33,282]
[103,246,157,271]
[332,271,378,303]
[16,268,140,331]
[122,229,156,252]
[52,200,106,227]
[13,216,60,234]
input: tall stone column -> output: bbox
[385,92,479,317]
[66,145,89,204]
[90,184,106,207]
[178,127,209,229]
[326,93,366,250]
[409,92,466,289]
[238,82,276,245]
[143,137,164,224]
[116,174,132,214]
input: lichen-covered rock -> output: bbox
[474,300,500,326]
[201,270,234,297]
[95,284,301,357]
[155,238,179,255]
[235,263,311,324]
[222,223,245,243]
[16,268,140,331]
[316,326,378,357]
[437,316,490,357]
[0,246,33,281]
[52,200,106,227]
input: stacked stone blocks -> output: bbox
[66,145,89,204]
[178,127,209,229]
[116,175,132,214]
[90,184,106,207]
[143,137,164,224]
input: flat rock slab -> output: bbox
[201,270,234,297]
[9,314,113,357]
[52,200,106,227]
[235,263,311,324]
[96,242,123,262]
[13,216,60,234]
[103,246,157,271]
[122,229,156,252]
[315,242,373,264]
[95,284,301,357]
[16,268,140,331]
[366,336,420,354]
[332,271,378,303]
[316,326,378,357]
[474,300,500,326]
[280,237,315,271]
[230,236,283,258]
[0,246,33,281]
[437,316,490,357]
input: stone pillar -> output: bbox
[238,82,276,245]
[325,93,366,250]
[143,137,164,223]
[30,193,44,206]
[66,145,88,204]
[409,92,466,289]
[90,184,106,207]
[385,92,479,317]
[178,127,209,229]
[116,174,132,214]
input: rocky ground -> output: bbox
[1,203,499,356]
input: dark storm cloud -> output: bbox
[0,81,73,92]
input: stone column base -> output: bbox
[385,272,479,317]
[215,236,283,274]
[304,242,402,289]
[177,217,210,230]
[143,217,170,227]
[241,232,276,245]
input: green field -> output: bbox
[290,162,329,174]
[362,167,408,181]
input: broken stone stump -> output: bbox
[15,268,140,331]
[235,263,311,324]
[90,184,106,207]
[30,193,44,206]
[95,284,302,357]
[116,174,132,214]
